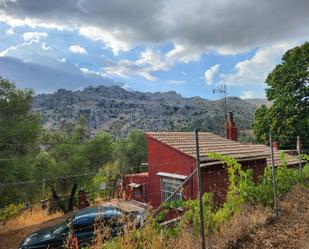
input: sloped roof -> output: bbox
[250,144,300,167]
[145,132,268,163]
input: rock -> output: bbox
[31,85,265,136]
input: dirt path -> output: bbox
[0,215,67,249]
[227,186,309,249]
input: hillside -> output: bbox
[1,186,308,249]
[243,98,272,108]
[32,85,262,136]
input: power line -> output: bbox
[0,172,97,188]
[0,158,189,188]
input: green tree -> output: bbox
[253,105,272,144]
[83,132,113,171]
[254,42,309,143]
[41,119,91,212]
[113,130,147,174]
[0,78,41,207]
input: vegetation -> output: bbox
[0,77,41,206]
[0,78,147,214]
[0,203,24,225]
[101,153,309,249]
[0,69,309,248]
[253,42,309,144]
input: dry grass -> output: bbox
[99,204,271,249]
[208,205,271,249]
[2,185,307,249]
[126,185,307,249]
[0,207,62,234]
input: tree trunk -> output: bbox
[51,187,67,213]
[68,182,78,212]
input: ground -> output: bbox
[226,186,309,249]
[0,188,308,249]
[0,214,67,249]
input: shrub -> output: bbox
[0,203,24,225]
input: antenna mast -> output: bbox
[213,84,227,136]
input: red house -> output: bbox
[125,114,301,208]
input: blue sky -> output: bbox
[0,0,308,99]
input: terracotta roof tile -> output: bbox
[146,132,300,167]
[146,132,268,162]
[249,144,300,167]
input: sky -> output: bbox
[0,0,308,99]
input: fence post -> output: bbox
[195,129,206,249]
[269,133,278,217]
[297,136,303,181]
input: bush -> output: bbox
[249,153,308,206]
[102,153,309,249]
[0,203,24,225]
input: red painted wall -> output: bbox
[201,159,267,205]
[201,165,229,205]
[125,135,267,208]
[124,173,148,203]
[146,135,196,208]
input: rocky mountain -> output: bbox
[243,98,271,108]
[32,85,262,136]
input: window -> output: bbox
[161,177,183,202]
[133,187,142,198]
[73,217,94,233]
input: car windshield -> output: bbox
[53,218,71,235]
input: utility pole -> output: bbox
[269,133,278,217]
[195,129,206,249]
[213,84,227,136]
[297,136,303,180]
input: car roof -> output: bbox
[73,205,122,220]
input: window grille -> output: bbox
[161,176,183,202]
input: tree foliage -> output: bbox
[0,78,41,207]
[254,42,309,143]
[0,78,148,211]
[113,130,147,174]
[253,105,272,144]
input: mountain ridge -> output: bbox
[32,85,268,136]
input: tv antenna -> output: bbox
[213,84,227,135]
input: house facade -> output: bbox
[125,131,268,208]
[125,114,301,208]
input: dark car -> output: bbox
[19,205,129,249]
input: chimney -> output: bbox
[272,141,279,150]
[226,112,238,141]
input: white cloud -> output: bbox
[23,31,47,41]
[137,49,170,71]
[0,56,118,93]
[220,42,297,86]
[1,31,51,57]
[5,28,14,35]
[1,0,308,60]
[121,84,133,91]
[79,67,107,77]
[104,48,171,81]
[57,58,66,63]
[0,13,68,30]
[0,40,36,57]
[78,26,130,55]
[204,64,220,85]
[167,80,186,84]
[166,43,202,63]
[69,45,87,54]
[240,90,255,99]
[240,90,266,99]
[40,42,51,50]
